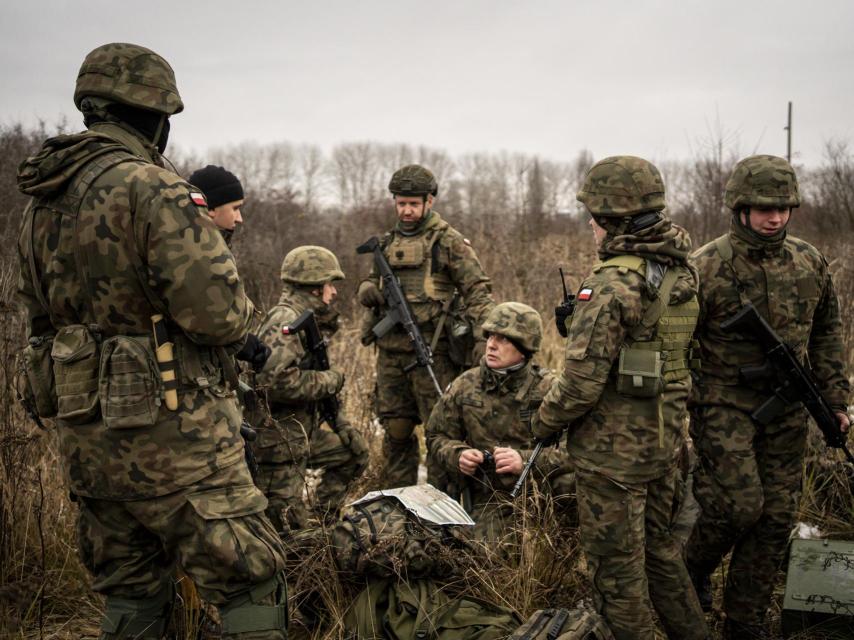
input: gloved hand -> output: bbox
[236,333,272,372]
[338,424,370,477]
[530,412,561,445]
[357,280,384,308]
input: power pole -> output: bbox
[784,101,793,163]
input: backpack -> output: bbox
[510,605,614,640]
[331,484,475,579]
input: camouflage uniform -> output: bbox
[359,165,494,487]
[685,155,849,634]
[532,157,709,640]
[254,246,368,532]
[16,44,286,639]
[426,303,573,542]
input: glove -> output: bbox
[338,424,370,476]
[357,280,384,308]
[530,412,561,445]
[236,333,272,372]
[326,368,345,394]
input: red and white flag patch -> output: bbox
[190,192,207,207]
[578,288,593,301]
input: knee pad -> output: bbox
[219,573,288,636]
[100,583,173,639]
[383,418,417,443]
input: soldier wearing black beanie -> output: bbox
[189,165,244,209]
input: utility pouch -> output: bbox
[99,335,161,429]
[387,239,425,268]
[616,347,663,398]
[15,335,58,421]
[51,325,101,424]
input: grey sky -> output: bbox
[1,0,852,167]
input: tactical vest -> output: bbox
[383,220,456,318]
[593,255,700,445]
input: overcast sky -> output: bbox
[1,1,851,168]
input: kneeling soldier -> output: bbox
[426,302,572,542]
[254,246,369,532]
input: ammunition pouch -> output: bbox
[616,346,663,398]
[15,335,57,421]
[171,333,225,390]
[51,324,102,424]
[99,335,161,429]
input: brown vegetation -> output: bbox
[0,122,852,638]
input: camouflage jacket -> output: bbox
[690,219,849,412]
[426,360,571,500]
[533,219,699,483]
[254,283,345,463]
[362,211,494,352]
[17,123,254,500]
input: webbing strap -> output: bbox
[221,604,287,634]
[629,266,680,341]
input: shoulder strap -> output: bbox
[628,265,680,341]
[596,254,646,275]
[714,235,733,262]
[713,234,752,306]
[21,200,51,317]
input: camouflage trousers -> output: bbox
[375,347,458,488]
[686,404,807,626]
[256,426,368,533]
[575,466,709,640]
[76,460,287,638]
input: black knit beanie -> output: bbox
[188,165,244,209]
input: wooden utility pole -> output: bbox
[784,101,793,162]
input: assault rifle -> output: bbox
[282,309,339,430]
[721,303,853,465]
[510,431,562,499]
[357,236,443,396]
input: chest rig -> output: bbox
[382,221,456,308]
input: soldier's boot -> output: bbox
[723,617,766,639]
[689,569,713,613]
[219,573,288,639]
[381,418,419,487]
[100,583,173,639]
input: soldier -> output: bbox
[531,156,710,640]
[685,155,850,639]
[426,302,573,542]
[187,164,269,371]
[357,164,494,487]
[188,164,245,245]
[255,246,369,532]
[16,44,287,638]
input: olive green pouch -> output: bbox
[616,347,663,398]
[15,335,58,420]
[51,325,101,424]
[99,335,161,429]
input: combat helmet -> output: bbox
[481,302,543,354]
[281,246,345,286]
[577,156,665,216]
[74,42,183,115]
[724,155,800,211]
[389,164,438,197]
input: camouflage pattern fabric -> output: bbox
[481,302,543,353]
[577,155,665,217]
[686,217,849,627]
[576,467,706,640]
[426,360,573,542]
[254,283,367,530]
[724,154,801,210]
[17,123,255,500]
[532,214,709,639]
[388,163,438,196]
[361,210,494,487]
[279,245,344,286]
[77,460,284,604]
[74,42,184,115]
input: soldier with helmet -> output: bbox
[426,302,573,541]
[531,156,710,640]
[685,155,850,639]
[357,164,495,488]
[16,43,287,638]
[254,245,369,532]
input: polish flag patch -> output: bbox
[190,192,207,207]
[578,288,593,301]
